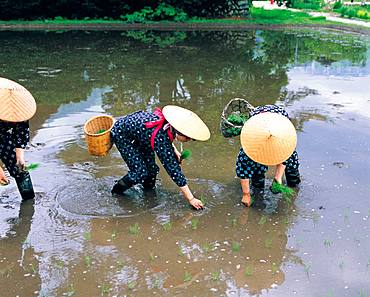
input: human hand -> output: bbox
[241,192,253,207]
[0,167,9,186]
[189,197,204,210]
[15,148,26,171]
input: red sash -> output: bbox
[145,108,174,150]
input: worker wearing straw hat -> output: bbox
[110,105,210,209]
[236,105,301,207]
[0,77,37,200]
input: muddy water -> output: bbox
[0,29,370,297]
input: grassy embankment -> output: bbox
[0,8,329,26]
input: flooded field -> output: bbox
[0,29,370,297]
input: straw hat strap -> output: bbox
[145,107,174,150]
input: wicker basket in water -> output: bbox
[220,98,255,138]
[84,115,115,156]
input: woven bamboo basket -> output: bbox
[84,115,115,156]
[220,98,255,138]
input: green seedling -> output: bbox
[325,289,334,297]
[83,232,91,241]
[367,259,370,268]
[96,129,106,134]
[100,283,110,295]
[304,264,311,278]
[312,212,320,227]
[180,149,191,162]
[258,216,267,225]
[200,194,206,206]
[30,263,37,274]
[128,223,140,235]
[271,263,278,274]
[344,207,350,223]
[227,113,249,125]
[153,278,160,289]
[84,255,92,268]
[202,243,211,253]
[245,265,254,276]
[26,163,39,171]
[128,281,136,290]
[339,260,345,270]
[231,217,238,227]
[184,271,192,282]
[324,239,332,250]
[211,271,220,281]
[162,222,172,231]
[232,241,241,252]
[178,247,184,257]
[66,284,75,297]
[264,237,273,249]
[149,252,155,262]
[116,260,125,269]
[111,230,117,240]
[271,181,294,199]
[56,259,65,269]
[191,218,199,230]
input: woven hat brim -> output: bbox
[0,77,37,122]
[162,105,210,141]
[240,112,297,166]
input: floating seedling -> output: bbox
[191,218,199,230]
[258,216,267,225]
[211,271,220,281]
[162,222,172,231]
[184,271,192,282]
[83,232,91,241]
[245,265,254,276]
[232,241,241,252]
[84,256,92,268]
[128,223,140,235]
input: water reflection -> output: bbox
[0,29,369,296]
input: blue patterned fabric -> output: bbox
[111,111,186,187]
[236,105,300,185]
[0,120,30,178]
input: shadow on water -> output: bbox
[1,29,370,296]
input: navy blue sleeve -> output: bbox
[154,131,187,187]
[14,121,30,149]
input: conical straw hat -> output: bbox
[162,105,210,141]
[0,77,37,122]
[240,112,297,166]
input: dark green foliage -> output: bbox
[271,181,294,197]
[96,129,106,134]
[333,1,342,10]
[0,0,250,21]
[227,113,249,125]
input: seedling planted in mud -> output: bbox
[128,281,136,290]
[258,216,267,225]
[264,237,273,249]
[304,264,311,278]
[83,232,91,241]
[324,239,333,250]
[66,284,75,297]
[128,223,140,235]
[149,252,155,262]
[56,259,65,269]
[111,230,117,240]
[232,241,241,252]
[116,260,125,269]
[245,265,254,276]
[100,283,110,295]
[230,217,238,227]
[162,222,172,231]
[84,256,92,268]
[202,243,211,253]
[339,260,345,270]
[271,263,278,274]
[184,271,192,282]
[191,218,199,230]
[211,271,221,281]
